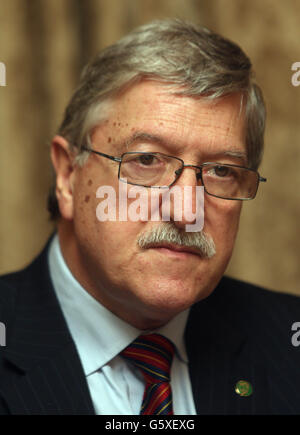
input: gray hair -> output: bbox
[137,222,216,259]
[48,18,266,219]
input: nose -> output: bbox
[175,166,202,182]
[161,166,203,231]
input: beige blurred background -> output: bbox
[0,0,299,295]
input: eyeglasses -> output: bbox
[81,147,267,200]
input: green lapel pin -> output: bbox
[235,380,253,397]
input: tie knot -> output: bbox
[121,333,175,384]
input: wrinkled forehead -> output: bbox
[90,81,247,160]
[110,80,245,124]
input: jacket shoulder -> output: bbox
[219,275,300,308]
[0,262,37,313]
[206,276,300,338]
[189,276,300,340]
[0,236,54,324]
[0,271,21,326]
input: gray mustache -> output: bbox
[137,222,216,258]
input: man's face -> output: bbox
[58,81,245,329]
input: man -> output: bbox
[0,19,299,415]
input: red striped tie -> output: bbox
[121,333,175,415]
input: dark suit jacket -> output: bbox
[0,239,300,415]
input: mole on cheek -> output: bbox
[84,195,90,203]
[88,179,93,186]
[108,137,112,143]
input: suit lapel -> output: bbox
[1,239,95,415]
[185,279,270,415]
[1,344,94,415]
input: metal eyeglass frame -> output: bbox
[81,146,267,201]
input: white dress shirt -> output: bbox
[48,234,196,415]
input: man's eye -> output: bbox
[213,165,231,177]
[206,165,232,178]
[137,154,157,166]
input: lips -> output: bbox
[144,242,202,257]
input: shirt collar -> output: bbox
[48,234,190,376]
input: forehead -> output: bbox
[96,80,246,156]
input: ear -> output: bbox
[50,135,76,220]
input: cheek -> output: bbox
[74,186,144,263]
[73,166,148,250]
[95,221,141,251]
[206,198,242,252]
[73,160,118,227]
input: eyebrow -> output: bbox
[118,131,171,152]
[208,150,248,165]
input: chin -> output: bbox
[136,278,203,320]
